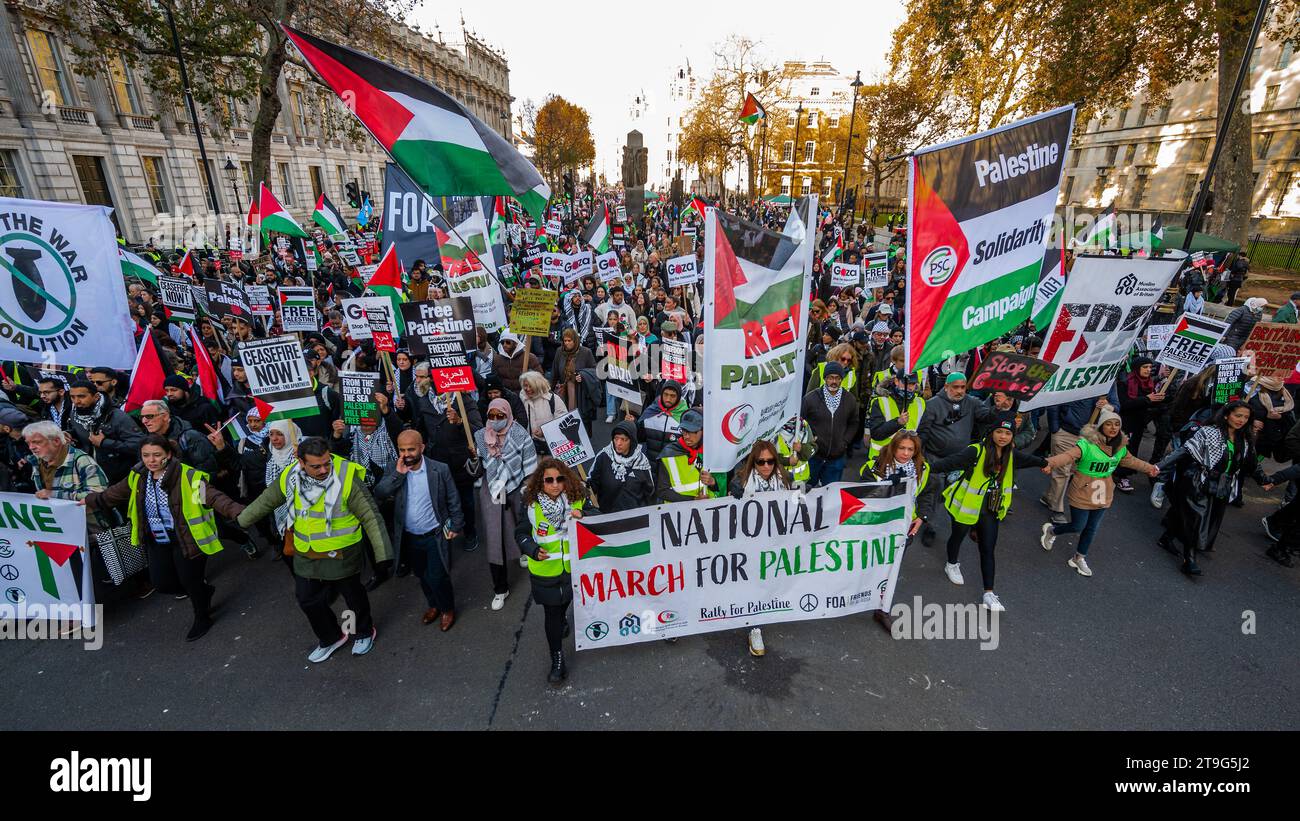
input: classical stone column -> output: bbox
[0,4,38,125]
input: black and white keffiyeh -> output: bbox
[823,386,842,415]
[144,471,173,542]
[538,492,570,530]
[72,392,106,433]
[597,440,650,481]
[1186,426,1229,471]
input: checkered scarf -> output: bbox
[823,386,842,416]
[144,470,173,542]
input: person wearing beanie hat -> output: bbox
[927,407,1048,611]
[1039,409,1159,577]
[160,374,221,434]
[801,353,860,487]
[865,368,925,462]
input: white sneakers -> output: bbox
[748,628,765,657]
[1150,482,1166,509]
[491,591,509,611]
[518,555,529,568]
[605,414,615,423]
[1068,555,1093,577]
[1040,521,1056,551]
[308,633,350,664]
[352,626,376,655]
[944,562,964,585]
[981,591,1005,612]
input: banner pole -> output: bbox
[452,390,475,449]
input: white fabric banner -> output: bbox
[0,493,93,623]
[0,197,137,368]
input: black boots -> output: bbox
[547,650,567,685]
[1266,544,1295,567]
[1181,558,1202,576]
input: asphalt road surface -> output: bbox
[3,423,1298,731]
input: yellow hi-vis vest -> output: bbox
[278,455,366,554]
[127,464,222,554]
[942,444,1014,525]
[868,393,927,460]
[860,459,930,502]
[776,422,813,483]
[811,361,857,392]
[661,453,723,498]
[526,499,585,577]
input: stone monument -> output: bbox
[621,129,649,224]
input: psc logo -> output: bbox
[618,613,641,636]
[0,231,80,336]
[656,610,680,624]
[920,246,958,287]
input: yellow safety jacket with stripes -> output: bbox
[661,453,725,498]
[277,455,366,554]
[868,393,926,460]
[941,444,1014,525]
[127,464,222,554]
[526,499,586,577]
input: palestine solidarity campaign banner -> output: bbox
[1021,254,1183,411]
[570,481,912,650]
[905,106,1075,372]
[702,202,813,471]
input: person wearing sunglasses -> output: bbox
[515,457,597,685]
[725,439,793,657]
[806,343,859,394]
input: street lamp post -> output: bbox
[161,0,220,215]
[842,71,863,229]
[792,101,803,204]
[223,157,240,212]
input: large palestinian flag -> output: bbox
[259,183,309,239]
[905,105,1075,372]
[739,92,766,125]
[580,202,611,254]
[313,193,347,235]
[282,25,551,223]
[703,204,813,472]
[119,247,162,285]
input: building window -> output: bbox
[336,164,347,192]
[359,166,369,195]
[309,166,323,201]
[1144,142,1160,163]
[197,159,219,210]
[292,91,310,134]
[1116,106,1130,126]
[1131,174,1148,208]
[1123,144,1137,164]
[823,178,833,197]
[278,162,293,205]
[828,114,840,127]
[1251,46,1264,73]
[1157,103,1170,123]
[1192,138,1211,163]
[1137,104,1151,126]
[1279,41,1296,70]
[782,141,793,162]
[1180,173,1200,208]
[780,175,790,196]
[1070,148,1081,167]
[804,141,815,163]
[1273,171,1295,216]
[1258,131,1274,160]
[1105,145,1119,165]
[0,150,25,198]
[242,161,254,199]
[666,150,672,162]
[810,87,820,96]
[108,54,143,115]
[25,30,72,106]
[828,143,836,163]
[141,156,169,213]
[1264,84,1280,111]
[801,177,812,195]
[807,112,817,127]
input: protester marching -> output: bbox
[2,25,1297,724]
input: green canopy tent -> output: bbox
[643,190,661,201]
[1114,226,1241,253]
[761,194,793,205]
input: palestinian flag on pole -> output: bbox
[688,195,709,222]
[739,92,766,125]
[187,325,224,404]
[1073,202,1116,249]
[174,250,196,278]
[838,481,911,527]
[282,25,551,223]
[123,331,166,413]
[1031,235,1067,332]
[580,202,611,253]
[366,243,408,333]
[313,193,348,235]
[822,233,844,265]
[245,195,261,256]
[573,512,652,561]
[119,247,162,285]
[904,105,1076,372]
[259,183,309,240]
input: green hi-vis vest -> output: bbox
[777,423,812,483]
[812,361,857,392]
[661,452,725,498]
[127,465,222,554]
[526,498,586,577]
[868,393,927,460]
[278,455,366,555]
[1076,438,1127,478]
[942,444,1014,525]
[860,460,930,500]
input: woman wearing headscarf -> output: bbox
[549,328,597,427]
[262,418,304,571]
[589,420,654,512]
[1156,400,1266,575]
[1221,297,1268,350]
[467,397,537,610]
[561,290,596,350]
[1249,374,1295,461]
[149,305,186,348]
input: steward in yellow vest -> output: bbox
[866,370,926,461]
[776,419,816,487]
[655,410,726,503]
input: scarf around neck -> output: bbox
[538,492,570,530]
[599,439,650,481]
[72,392,106,432]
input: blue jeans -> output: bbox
[1052,506,1106,556]
[605,390,618,418]
[808,455,845,487]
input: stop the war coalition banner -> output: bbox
[0,198,137,369]
[702,202,813,471]
[1021,254,1183,410]
[571,481,911,649]
[905,105,1075,371]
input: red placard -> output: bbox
[372,331,396,353]
[433,365,475,393]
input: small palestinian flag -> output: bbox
[580,202,611,254]
[739,92,766,125]
[188,325,224,404]
[259,182,309,240]
[822,234,844,265]
[838,483,910,527]
[366,243,407,334]
[574,513,652,560]
[688,195,708,221]
[245,196,260,227]
[174,250,196,278]
[283,25,551,223]
[313,193,347,236]
[119,247,162,285]
[29,539,81,599]
[1074,203,1116,249]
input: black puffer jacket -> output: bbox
[67,401,145,484]
[635,381,686,462]
[589,421,655,512]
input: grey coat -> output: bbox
[917,390,995,459]
[373,456,466,571]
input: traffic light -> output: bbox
[345,181,360,208]
[563,171,575,201]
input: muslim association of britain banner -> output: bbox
[905,106,1075,372]
[702,202,813,472]
[570,481,911,650]
[0,493,94,624]
[1020,254,1183,410]
[0,197,137,369]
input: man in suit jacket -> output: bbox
[374,429,465,631]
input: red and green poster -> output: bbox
[905,105,1075,372]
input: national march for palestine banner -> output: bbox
[702,203,813,471]
[0,197,137,369]
[0,494,93,623]
[278,286,319,332]
[570,481,911,650]
[904,105,1075,372]
[1020,254,1183,411]
[158,275,196,323]
[1155,313,1229,373]
[238,335,319,420]
[339,370,381,425]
